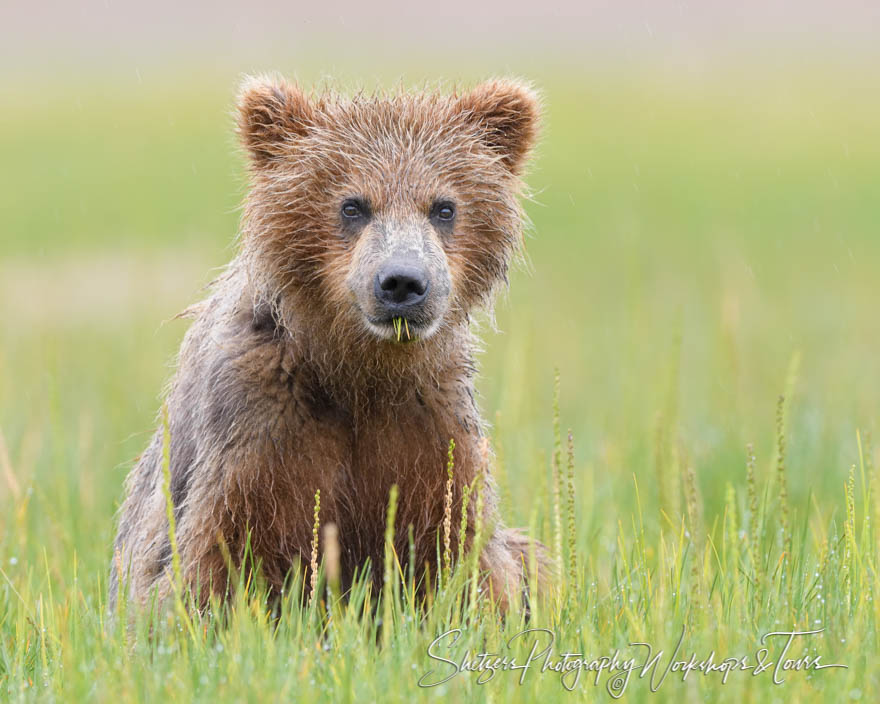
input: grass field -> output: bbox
[1,65,879,701]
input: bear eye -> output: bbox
[438,204,455,221]
[341,199,367,220]
[431,200,456,224]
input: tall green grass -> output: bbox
[1,395,877,701]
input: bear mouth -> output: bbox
[363,315,439,343]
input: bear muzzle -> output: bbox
[349,220,452,343]
[363,257,440,342]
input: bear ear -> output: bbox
[455,79,541,175]
[237,75,315,166]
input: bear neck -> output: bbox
[291,311,477,411]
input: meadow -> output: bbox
[1,64,878,701]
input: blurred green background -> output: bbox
[1,3,878,587]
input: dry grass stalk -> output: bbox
[309,489,321,607]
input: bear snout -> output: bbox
[357,252,451,342]
[347,220,453,341]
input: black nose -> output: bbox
[375,264,429,309]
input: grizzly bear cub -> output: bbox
[110,75,549,611]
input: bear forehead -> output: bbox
[297,97,500,176]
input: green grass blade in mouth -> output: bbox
[392,317,414,342]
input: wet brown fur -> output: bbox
[110,75,551,611]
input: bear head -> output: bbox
[236,75,540,373]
